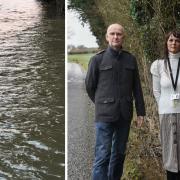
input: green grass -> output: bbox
[68,53,94,70]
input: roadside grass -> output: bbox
[68,53,94,70]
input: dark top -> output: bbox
[85,46,146,122]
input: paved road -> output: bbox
[68,63,95,180]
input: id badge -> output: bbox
[171,93,180,100]
[171,93,180,107]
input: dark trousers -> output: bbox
[166,171,180,180]
[92,121,130,180]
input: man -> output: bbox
[85,23,146,180]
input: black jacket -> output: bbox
[85,46,146,122]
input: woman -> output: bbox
[151,30,180,180]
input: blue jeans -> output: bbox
[92,121,130,180]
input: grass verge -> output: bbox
[68,53,94,70]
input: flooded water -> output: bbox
[0,0,64,179]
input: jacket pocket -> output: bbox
[99,65,113,71]
[120,97,133,121]
[98,97,115,104]
[99,65,113,83]
[96,97,115,117]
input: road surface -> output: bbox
[68,63,95,180]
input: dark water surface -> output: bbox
[0,0,64,179]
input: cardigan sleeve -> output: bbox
[150,60,160,77]
[150,60,161,103]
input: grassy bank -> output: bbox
[68,53,94,70]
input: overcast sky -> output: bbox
[67,9,98,48]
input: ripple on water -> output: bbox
[0,0,64,179]
[26,140,49,151]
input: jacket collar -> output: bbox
[107,46,122,57]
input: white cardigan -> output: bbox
[150,52,180,114]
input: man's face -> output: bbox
[106,24,124,50]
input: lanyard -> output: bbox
[167,58,180,91]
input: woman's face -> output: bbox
[167,34,180,54]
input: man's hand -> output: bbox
[136,116,144,128]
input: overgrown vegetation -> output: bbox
[68,0,180,178]
[68,0,106,47]
[40,0,65,15]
